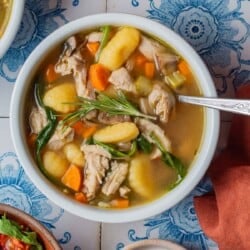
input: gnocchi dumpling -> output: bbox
[99,27,140,70]
[42,151,69,178]
[93,122,139,143]
[128,154,154,198]
[43,83,78,113]
[63,143,85,167]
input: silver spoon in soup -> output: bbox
[177,94,250,116]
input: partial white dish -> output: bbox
[124,239,186,250]
[0,0,25,58]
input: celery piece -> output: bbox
[135,75,153,96]
[165,70,186,89]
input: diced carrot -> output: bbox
[72,121,85,136]
[45,64,58,83]
[144,62,155,79]
[82,124,98,139]
[89,63,111,91]
[134,53,147,67]
[10,238,25,248]
[61,164,83,192]
[178,59,191,78]
[86,42,100,55]
[75,192,87,203]
[27,133,37,147]
[111,198,129,208]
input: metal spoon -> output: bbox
[177,95,250,116]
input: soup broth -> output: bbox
[0,0,13,38]
[25,26,204,208]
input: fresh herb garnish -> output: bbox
[34,83,66,188]
[136,134,153,154]
[63,91,156,125]
[93,139,137,159]
[0,214,43,250]
[151,133,187,183]
[95,25,110,62]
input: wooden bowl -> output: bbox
[0,204,61,250]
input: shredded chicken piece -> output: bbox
[139,35,179,71]
[98,112,131,125]
[87,32,103,43]
[119,186,131,199]
[108,67,136,93]
[148,84,175,123]
[47,124,74,151]
[125,57,135,72]
[135,118,171,152]
[29,107,48,134]
[81,145,111,200]
[55,36,91,98]
[102,161,128,196]
[139,98,154,116]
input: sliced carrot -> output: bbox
[75,192,87,203]
[27,133,37,147]
[10,238,25,248]
[82,124,98,139]
[134,52,147,67]
[111,198,129,208]
[89,63,111,91]
[86,42,100,55]
[61,164,83,192]
[72,121,85,136]
[45,64,58,83]
[178,59,191,78]
[144,62,155,79]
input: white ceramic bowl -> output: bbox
[0,0,25,58]
[10,13,220,223]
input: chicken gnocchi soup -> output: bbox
[26,26,204,209]
[0,0,13,38]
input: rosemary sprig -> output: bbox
[63,91,156,125]
[94,139,137,159]
[150,133,187,184]
[95,25,110,62]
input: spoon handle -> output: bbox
[178,95,250,116]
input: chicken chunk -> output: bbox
[87,32,103,43]
[81,145,111,200]
[119,185,131,199]
[102,161,128,196]
[148,84,175,123]
[29,107,48,134]
[139,35,179,71]
[139,98,154,116]
[55,36,90,98]
[47,124,74,151]
[135,118,171,152]
[108,67,136,93]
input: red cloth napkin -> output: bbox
[194,84,250,250]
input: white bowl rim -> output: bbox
[0,0,25,58]
[10,13,220,223]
